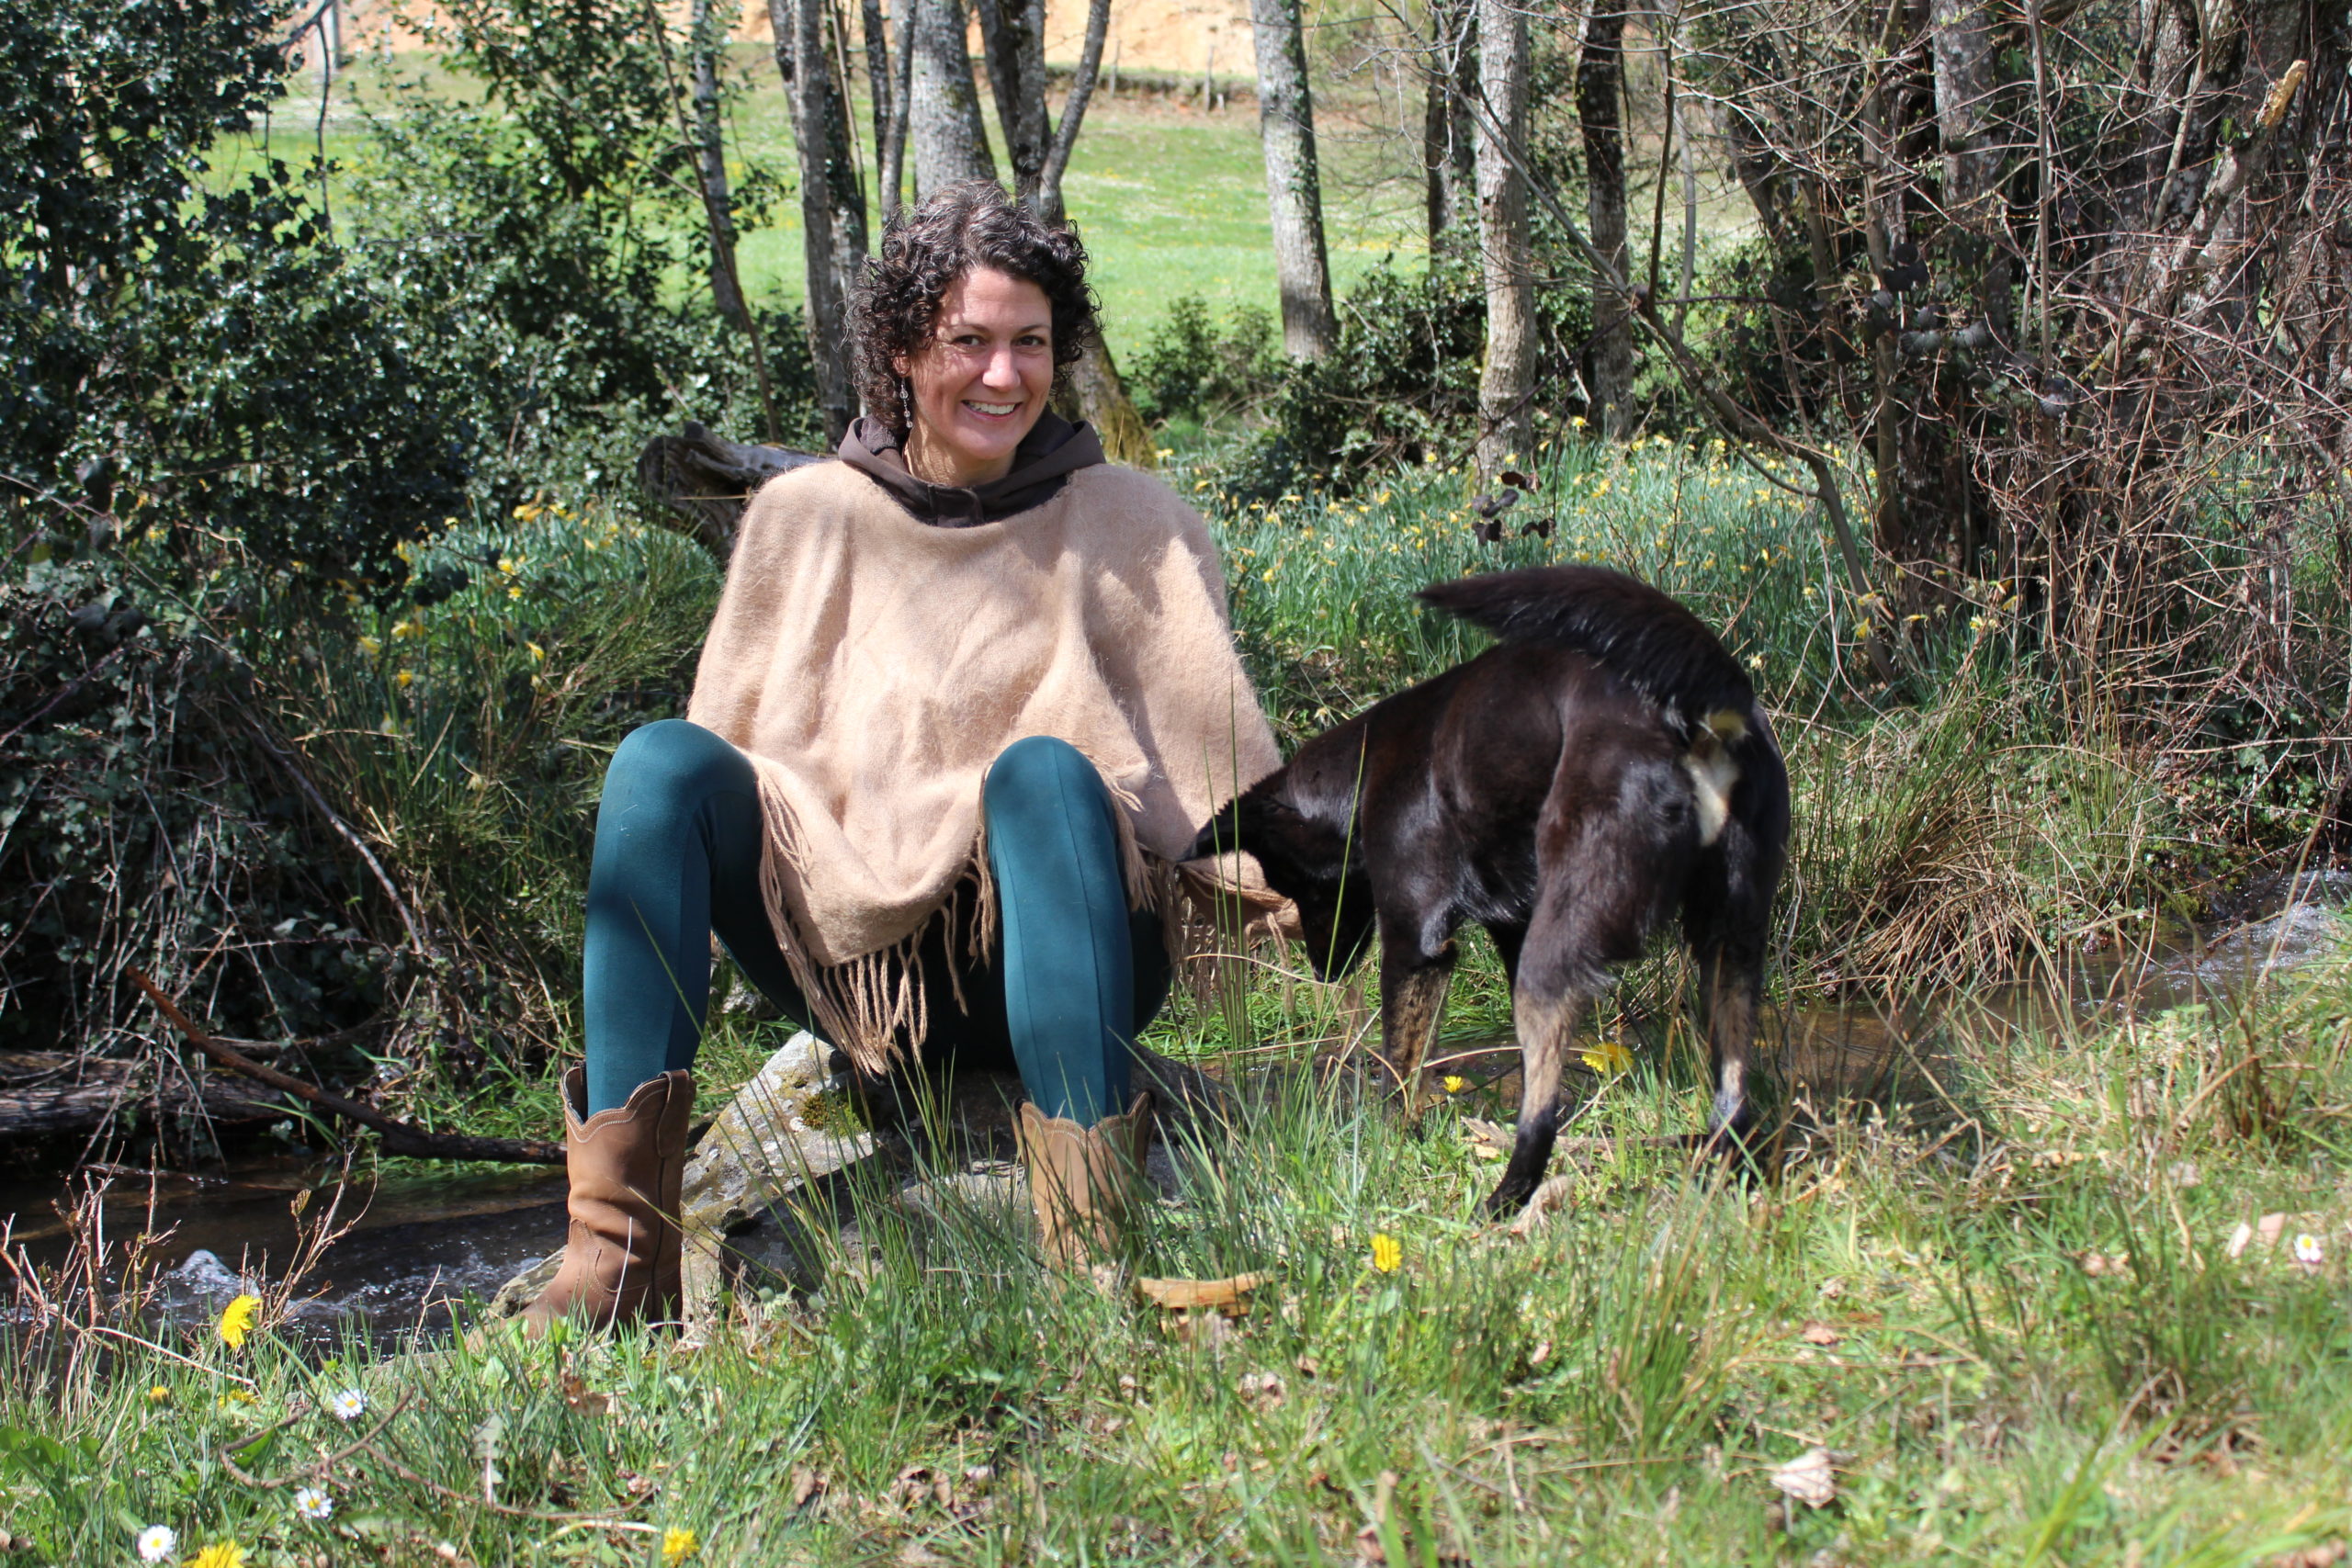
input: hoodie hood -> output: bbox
[838,411,1107,526]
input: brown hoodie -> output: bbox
[836,411,1107,526]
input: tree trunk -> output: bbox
[975,0,1051,200]
[1422,0,1476,258]
[691,0,748,328]
[1577,0,1634,439]
[1054,341,1158,467]
[1034,0,1112,226]
[1928,0,2010,339]
[863,0,898,220]
[1474,0,1532,479]
[881,0,916,218]
[775,0,872,442]
[1250,0,1337,358]
[909,0,997,197]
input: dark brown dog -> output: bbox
[1189,566,1789,1215]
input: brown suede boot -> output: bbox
[1015,1091,1154,1269]
[517,1067,694,1334]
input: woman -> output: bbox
[521,182,1282,1331]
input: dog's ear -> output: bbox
[1185,797,1250,863]
[1186,790,1317,878]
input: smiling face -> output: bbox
[896,266,1056,489]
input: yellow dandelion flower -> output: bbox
[662,1528,700,1565]
[1441,1075,1467,1095]
[1370,1234,1402,1272]
[1580,1039,1634,1076]
[189,1544,246,1568]
[217,1294,261,1348]
[147,1384,170,1402]
[526,642,546,663]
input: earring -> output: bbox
[898,378,913,433]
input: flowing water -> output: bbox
[6,873,2346,1347]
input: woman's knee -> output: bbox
[985,735,1100,810]
[606,719,750,809]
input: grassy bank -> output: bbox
[9,437,2347,1564]
[12,925,2352,1564]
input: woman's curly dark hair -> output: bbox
[849,181,1101,436]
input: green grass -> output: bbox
[218,46,1425,369]
[13,930,2352,1564]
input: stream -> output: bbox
[5,872,2345,1348]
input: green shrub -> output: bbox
[1128,294,1283,429]
[1198,258,1592,502]
[2,0,472,599]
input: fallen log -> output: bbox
[636,423,825,561]
[0,1054,285,1137]
[129,970,563,1165]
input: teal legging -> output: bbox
[581,720,1166,1122]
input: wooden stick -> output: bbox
[129,970,562,1165]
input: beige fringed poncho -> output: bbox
[685,457,1283,1072]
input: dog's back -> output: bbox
[1418,566,1765,850]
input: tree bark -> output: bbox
[691,0,748,329]
[909,0,997,197]
[1928,0,2010,339]
[1249,0,1337,358]
[1474,0,1533,479]
[863,0,898,220]
[1577,0,1635,439]
[1422,0,1477,257]
[775,0,872,441]
[1035,0,1112,225]
[1054,340,1158,467]
[975,0,1051,200]
[881,0,916,218]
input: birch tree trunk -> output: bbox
[1928,0,2009,338]
[1250,0,1337,358]
[773,0,872,441]
[1422,0,1476,257]
[1577,0,1634,439]
[692,0,748,329]
[909,0,997,196]
[863,0,899,220]
[974,0,1050,200]
[1034,0,1112,225]
[1474,0,1532,479]
[881,0,915,218]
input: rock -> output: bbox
[678,1031,875,1240]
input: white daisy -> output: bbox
[294,1485,334,1521]
[327,1387,367,1421]
[2293,1232,2324,1265]
[136,1525,177,1562]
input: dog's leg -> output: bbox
[1487,812,1657,1216]
[1486,987,1587,1216]
[1694,944,1759,1160]
[1686,836,1776,1169]
[1378,948,1453,1114]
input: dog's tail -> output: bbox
[1417,565,1754,737]
[1420,566,1757,844]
